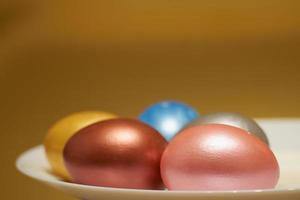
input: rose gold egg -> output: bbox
[161,124,279,191]
[63,118,167,189]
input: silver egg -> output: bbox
[187,112,269,145]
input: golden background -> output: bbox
[1,0,300,199]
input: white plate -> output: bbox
[16,119,300,200]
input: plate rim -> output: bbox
[16,144,300,196]
[16,118,300,196]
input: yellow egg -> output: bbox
[44,111,117,180]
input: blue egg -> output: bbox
[139,101,199,141]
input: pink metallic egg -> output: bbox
[161,124,279,191]
[63,118,167,189]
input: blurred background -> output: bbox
[1,0,300,199]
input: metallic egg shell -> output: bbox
[44,111,117,180]
[63,118,167,189]
[187,112,269,145]
[139,101,199,141]
[161,124,279,191]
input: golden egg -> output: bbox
[44,111,117,180]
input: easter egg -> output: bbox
[187,112,269,145]
[161,124,279,191]
[44,111,117,180]
[139,101,199,141]
[63,118,167,189]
